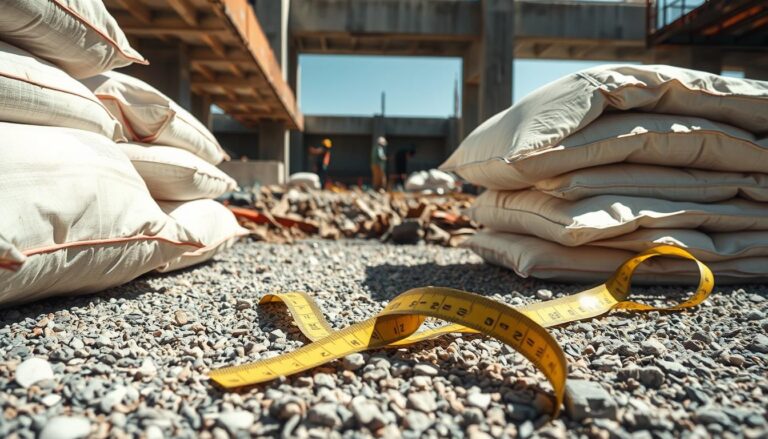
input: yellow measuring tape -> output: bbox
[209,245,714,417]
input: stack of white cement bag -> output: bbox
[441,65,768,284]
[0,1,247,306]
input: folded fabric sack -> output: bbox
[0,242,25,272]
[589,229,768,262]
[443,111,768,190]
[119,143,238,201]
[405,169,457,193]
[470,190,768,247]
[441,64,768,189]
[0,122,202,307]
[534,164,768,202]
[0,0,146,78]
[465,231,768,284]
[0,41,124,140]
[157,200,249,273]
[81,71,230,164]
[288,172,322,190]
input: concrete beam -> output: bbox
[304,115,451,138]
[290,0,645,58]
[290,0,480,39]
[515,1,645,42]
[305,116,373,135]
[213,113,256,134]
[384,117,449,137]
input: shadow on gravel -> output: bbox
[363,262,768,305]
[255,302,314,344]
[362,262,584,303]
[0,259,225,326]
[0,278,165,326]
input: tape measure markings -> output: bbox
[209,244,714,419]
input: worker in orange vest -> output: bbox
[309,138,332,188]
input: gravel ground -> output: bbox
[0,239,766,439]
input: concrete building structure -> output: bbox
[108,0,767,187]
[214,113,460,185]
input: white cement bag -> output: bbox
[81,71,229,164]
[469,190,768,247]
[0,41,124,140]
[441,64,768,189]
[534,164,768,202]
[120,143,238,201]
[0,122,202,306]
[157,200,249,273]
[590,229,768,262]
[0,0,146,78]
[405,169,457,193]
[465,231,768,284]
[288,172,321,189]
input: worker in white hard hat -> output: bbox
[370,136,388,189]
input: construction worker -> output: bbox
[370,136,388,189]
[308,138,332,188]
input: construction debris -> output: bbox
[221,186,477,246]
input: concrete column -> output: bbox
[120,40,192,110]
[479,0,514,122]
[253,0,292,176]
[461,44,480,140]
[288,40,304,173]
[654,47,722,74]
[253,0,290,75]
[258,121,289,182]
[446,117,460,157]
[745,65,768,81]
[191,94,211,130]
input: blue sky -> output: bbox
[298,55,743,118]
[299,56,634,117]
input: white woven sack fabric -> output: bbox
[534,164,768,202]
[0,122,202,307]
[156,200,249,273]
[0,0,146,78]
[469,190,768,247]
[405,169,457,193]
[444,112,768,190]
[464,231,768,284]
[590,229,768,262]
[120,143,238,201]
[441,64,768,189]
[288,172,321,189]
[81,71,229,164]
[0,241,24,271]
[0,41,124,140]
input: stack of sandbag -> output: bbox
[441,64,768,284]
[80,71,248,273]
[0,0,190,306]
[0,0,242,306]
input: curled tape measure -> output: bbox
[209,245,714,417]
